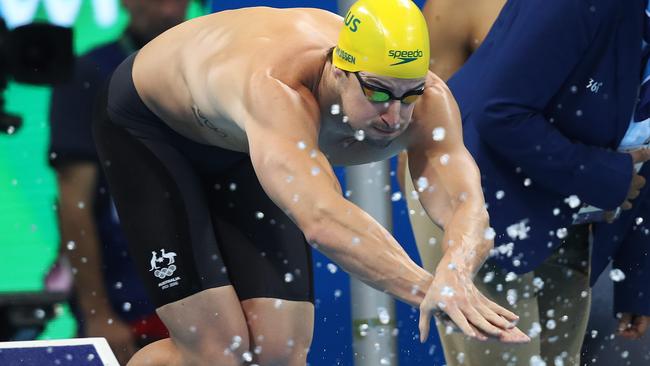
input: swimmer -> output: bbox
[92,1,529,365]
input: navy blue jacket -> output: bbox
[591,165,650,315]
[448,0,644,275]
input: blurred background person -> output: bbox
[399,0,650,365]
[46,0,192,363]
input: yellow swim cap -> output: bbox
[333,0,430,79]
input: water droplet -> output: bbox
[284,273,294,282]
[334,289,342,298]
[635,217,644,225]
[377,307,390,324]
[359,323,369,337]
[506,289,518,305]
[546,319,557,330]
[483,272,495,283]
[327,263,338,274]
[523,178,532,187]
[530,355,546,366]
[495,190,505,200]
[553,208,561,216]
[576,110,583,117]
[564,195,581,209]
[440,154,450,165]
[77,201,86,209]
[297,141,307,150]
[533,277,545,290]
[122,302,131,312]
[66,241,76,250]
[311,167,321,176]
[34,308,46,319]
[255,211,264,219]
[591,330,598,338]
[416,176,429,192]
[242,352,253,362]
[86,354,95,361]
[391,192,402,201]
[484,227,496,240]
[556,228,568,239]
[229,183,237,191]
[330,104,341,115]
[507,220,530,240]
[440,286,454,297]
[609,268,626,282]
[432,127,446,141]
[354,130,366,141]
[528,322,542,338]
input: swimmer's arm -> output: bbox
[406,83,532,342]
[243,75,432,307]
[408,82,491,276]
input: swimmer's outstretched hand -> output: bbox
[418,268,531,343]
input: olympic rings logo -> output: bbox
[154,265,177,279]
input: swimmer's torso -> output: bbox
[132,7,411,165]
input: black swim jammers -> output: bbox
[92,53,314,307]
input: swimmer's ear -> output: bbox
[332,66,350,80]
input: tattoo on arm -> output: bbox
[192,105,227,137]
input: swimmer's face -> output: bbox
[122,0,190,42]
[339,71,425,147]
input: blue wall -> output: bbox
[212,1,443,365]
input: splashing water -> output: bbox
[564,195,581,209]
[432,127,446,141]
[377,307,390,325]
[284,273,294,283]
[440,286,454,297]
[484,227,496,240]
[609,268,626,282]
[416,176,429,192]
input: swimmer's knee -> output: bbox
[253,332,312,366]
[178,334,252,366]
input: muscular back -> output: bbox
[132,7,341,151]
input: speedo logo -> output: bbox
[389,49,424,66]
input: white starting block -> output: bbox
[0,338,119,366]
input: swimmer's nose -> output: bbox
[380,101,401,129]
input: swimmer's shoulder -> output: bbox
[411,72,455,130]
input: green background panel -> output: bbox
[0,0,205,340]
